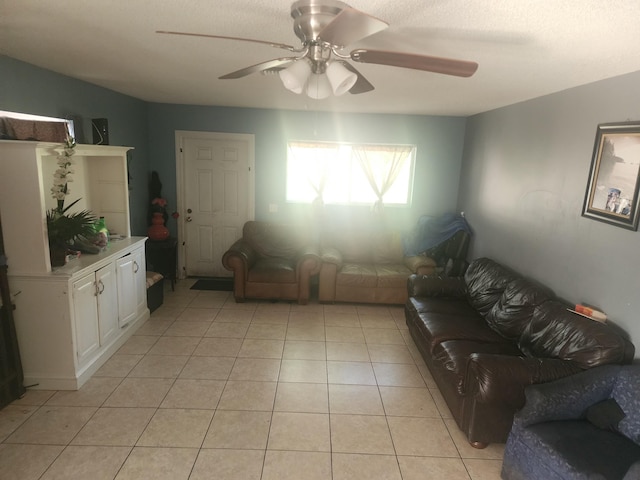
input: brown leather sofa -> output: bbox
[222,221,321,304]
[318,227,436,305]
[405,257,635,447]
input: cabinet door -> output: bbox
[96,262,118,345]
[116,254,137,327]
[72,272,100,366]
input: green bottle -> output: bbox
[94,216,109,248]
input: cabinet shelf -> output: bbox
[0,140,132,275]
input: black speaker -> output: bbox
[92,118,109,145]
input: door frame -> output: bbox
[175,130,255,279]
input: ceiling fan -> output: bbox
[157,0,478,99]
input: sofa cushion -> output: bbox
[519,301,633,368]
[321,228,373,264]
[375,264,412,288]
[247,257,297,283]
[407,298,507,354]
[485,277,555,341]
[585,398,626,432]
[336,263,377,288]
[371,231,404,264]
[464,258,521,316]
[612,367,640,444]
[515,420,640,480]
[243,221,311,259]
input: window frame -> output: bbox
[285,140,416,208]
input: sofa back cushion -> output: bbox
[612,367,640,444]
[485,278,555,340]
[371,231,404,264]
[464,258,521,316]
[322,229,372,263]
[243,221,310,259]
[519,301,634,368]
[321,227,404,264]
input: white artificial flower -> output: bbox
[51,136,77,208]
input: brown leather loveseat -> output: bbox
[318,226,436,305]
[222,221,321,304]
[405,257,635,448]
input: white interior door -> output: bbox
[176,131,254,278]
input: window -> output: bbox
[286,141,415,207]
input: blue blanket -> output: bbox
[402,213,472,256]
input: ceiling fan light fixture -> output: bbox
[326,61,357,95]
[279,59,311,94]
[306,73,332,99]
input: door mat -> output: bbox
[190,278,234,291]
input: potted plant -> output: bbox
[46,137,97,266]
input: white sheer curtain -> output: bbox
[287,141,338,207]
[352,144,413,213]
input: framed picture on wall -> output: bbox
[582,122,640,231]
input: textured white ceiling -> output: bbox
[2,0,640,116]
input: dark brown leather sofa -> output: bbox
[405,257,635,448]
[222,221,321,304]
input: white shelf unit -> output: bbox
[0,140,149,390]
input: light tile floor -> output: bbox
[0,279,505,480]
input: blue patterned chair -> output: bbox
[501,364,640,480]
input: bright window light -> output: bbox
[286,141,415,206]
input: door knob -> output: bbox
[186,216,193,222]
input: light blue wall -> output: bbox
[147,104,467,235]
[458,70,640,355]
[1,55,468,239]
[0,56,150,235]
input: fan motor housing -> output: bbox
[291,0,348,44]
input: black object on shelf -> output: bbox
[146,237,178,290]
[91,118,109,145]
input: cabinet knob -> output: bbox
[98,280,105,294]
[133,261,139,273]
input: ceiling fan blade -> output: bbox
[338,62,374,94]
[219,57,297,79]
[156,30,299,52]
[350,49,478,78]
[317,7,388,47]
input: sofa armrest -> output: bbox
[320,246,343,269]
[513,364,621,428]
[464,353,584,411]
[296,244,322,276]
[222,239,259,271]
[404,255,437,274]
[407,274,467,298]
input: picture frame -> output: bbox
[582,122,640,231]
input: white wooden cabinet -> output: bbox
[0,140,149,390]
